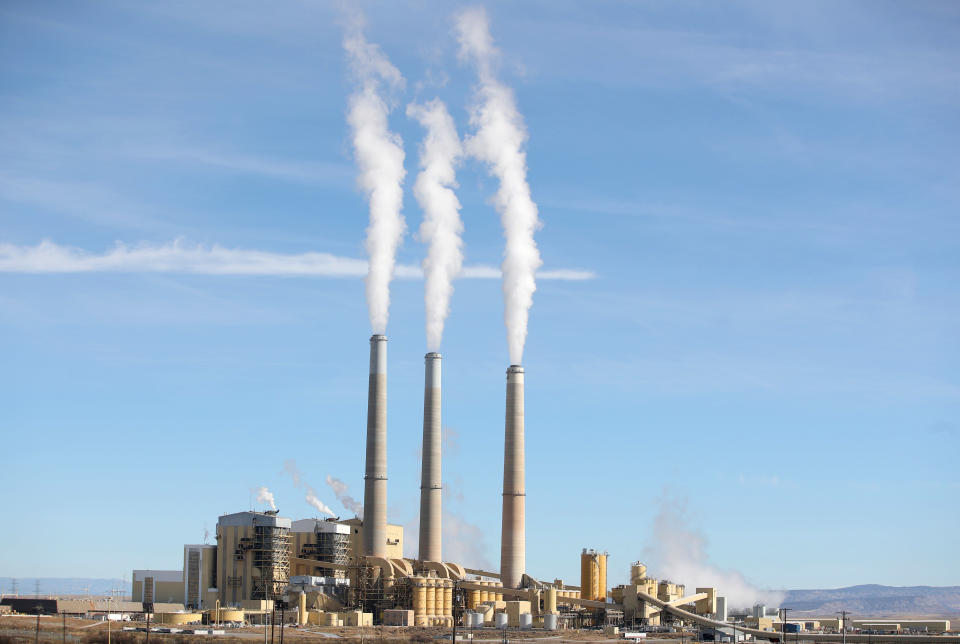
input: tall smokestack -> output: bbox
[418,352,442,562]
[500,364,525,588]
[362,334,388,557]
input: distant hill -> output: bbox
[783,585,960,618]
[0,578,127,598]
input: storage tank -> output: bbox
[495,613,508,629]
[598,552,607,601]
[544,587,557,614]
[494,580,503,602]
[630,562,647,584]
[520,613,532,629]
[544,613,558,631]
[581,549,607,601]
[443,579,453,617]
[413,577,427,617]
[218,609,244,622]
[425,578,436,617]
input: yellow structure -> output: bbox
[132,570,184,605]
[580,549,608,601]
[216,512,292,606]
[340,518,404,560]
[657,580,681,603]
[544,587,557,614]
[339,610,373,626]
[695,587,717,615]
[630,562,647,584]
[152,612,203,625]
[506,600,532,627]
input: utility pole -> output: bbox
[780,608,792,643]
[35,604,42,644]
[63,610,66,644]
[451,581,460,644]
[270,603,276,644]
[837,610,850,644]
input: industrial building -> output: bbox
[124,335,956,641]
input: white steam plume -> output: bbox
[344,21,407,334]
[456,7,542,365]
[643,496,785,610]
[282,460,335,517]
[325,474,364,517]
[254,486,276,511]
[407,99,465,351]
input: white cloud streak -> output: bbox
[344,21,407,334]
[456,7,543,365]
[0,240,594,280]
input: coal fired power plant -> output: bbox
[127,339,828,636]
[120,14,907,641]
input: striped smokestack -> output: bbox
[500,364,525,588]
[418,352,443,562]
[362,334,388,557]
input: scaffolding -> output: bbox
[299,526,349,578]
[246,525,291,600]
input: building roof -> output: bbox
[218,511,292,529]
[132,570,182,583]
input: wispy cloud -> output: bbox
[134,146,353,185]
[0,240,595,281]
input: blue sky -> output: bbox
[1,0,958,595]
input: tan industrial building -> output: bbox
[131,570,184,605]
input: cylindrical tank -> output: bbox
[480,581,490,604]
[425,578,436,616]
[466,588,477,610]
[219,609,244,622]
[580,549,608,601]
[495,613,508,629]
[494,580,503,602]
[412,577,425,617]
[630,562,647,585]
[544,587,557,614]
[322,613,339,626]
[520,613,533,629]
[442,581,453,616]
[544,613,558,630]
[598,552,607,601]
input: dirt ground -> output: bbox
[0,615,668,644]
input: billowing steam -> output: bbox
[344,21,407,334]
[282,460,335,517]
[643,496,785,610]
[326,474,364,517]
[254,486,276,511]
[407,99,465,350]
[456,7,542,364]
